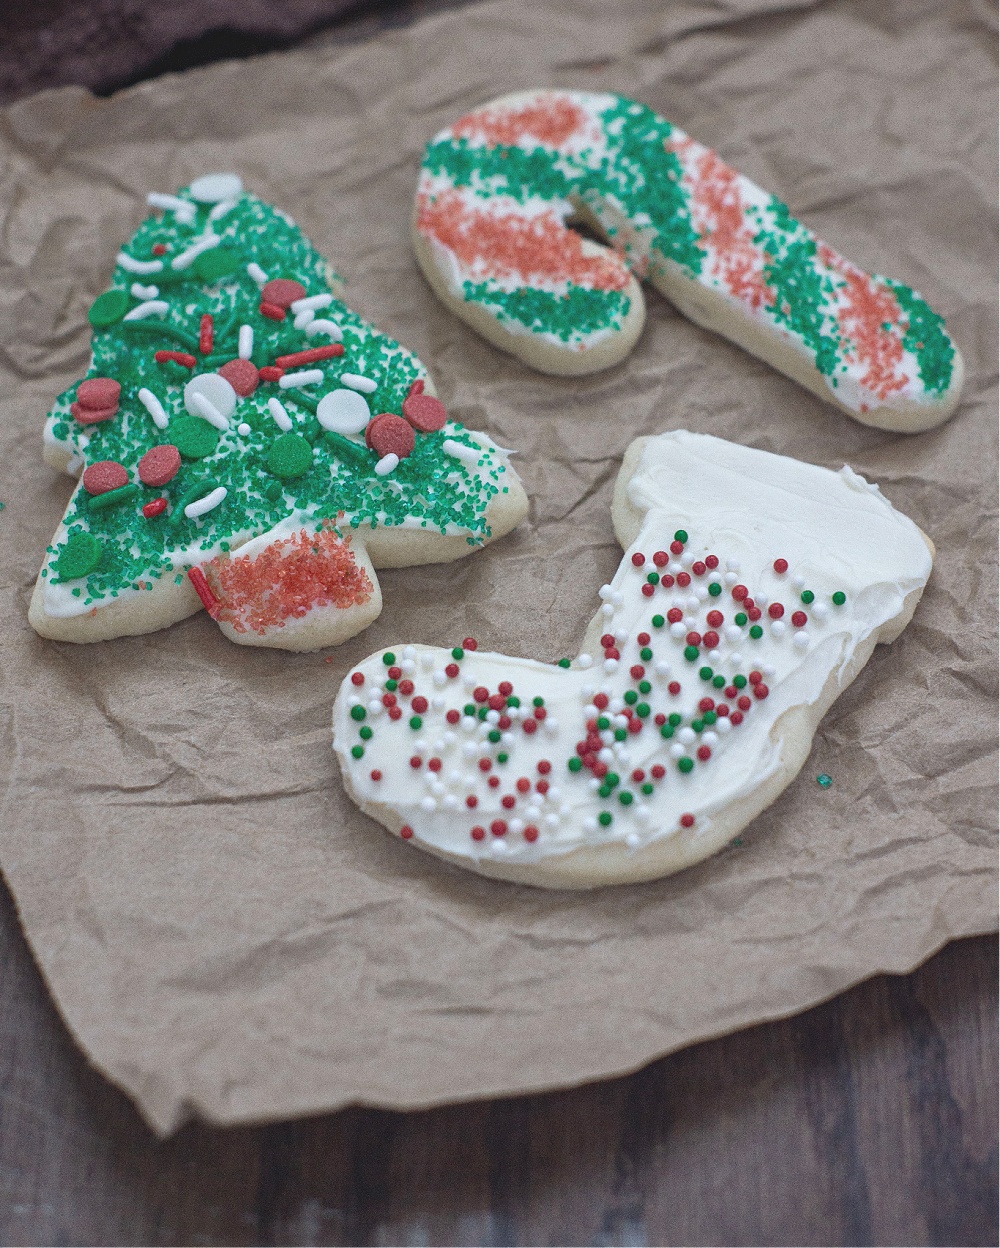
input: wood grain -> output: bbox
[0,874,995,1247]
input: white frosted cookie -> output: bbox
[414,90,963,432]
[29,176,527,651]
[333,430,933,889]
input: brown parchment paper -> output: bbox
[0,0,996,1137]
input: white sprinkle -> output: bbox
[614,628,628,644]
[208,199,237,221]
[695,585,709,602]
[443,439,480,464]
[716,717,732,734]
[367,700,383,715]
[305,319,343,340]
[601,604,615,618]
[189,173,244,203]
[708,649,721,663]
[603,658,618,674]
[238,325,254,359]
[793,630,810,649]
[279,369,324,389]
[189,391,229,430]
[267,397,293,432]
[654,661,671,677]
[401,659,416,674]
[755,592,769,608]
[577,653,593,669]
[247,262,269,286]
[598,748,615,764]
[123,299,169,321]
[669,743,685,760]
[669,622,686,639]
[420,796,437,813]
[317,389,370,435]
[727,558,741,572]
[130,282,159,299]
[723,572,738,586]
[293,309,316,330]
[544,718,558,735]
[678,727,696,745]
[812,603,830,621]
[725,624,742,642]
[598,585,613,600]
[509,818,525,835]
[730,652,743,667]
[137,387,168,429]
[237,422,251,437]
[762,663,777,677]
[681,551,695,567]
[442,795,460,811]
[611,591,623,605]
[792,574,806,590]
[147,192,196,224]
[184,485,227,518]
[185,369,237,420]
[626,833,641,850]
[340,373,378,394]
[583,816,599,833]
[702,731,718,747]
[171,234,220,271]
[375,453,399,476]
[771,620,786,638]
[290,294,333,313]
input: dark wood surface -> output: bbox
[0,871,996,1246]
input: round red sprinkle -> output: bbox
[768,603,784,619]
[668,681,681,696]
[774,558,789,574]
[382,693,397,707]
[478,759,492,772]
[399,679,414,696]
[400,825,414,839]
[661,575,675,588]
[370,769,382,781]
[680,813,695,829]
[524,826,539,843]
[630,664,645,680]
[498,715,512,730]
[152,243,168,255]
[748,607,762,622]
[699,697,715,712]
[667,608,683,624]
[732,584,748,601]
[628,718,642,735]
[676,572,691,587]
[427,756,441,771]
[593,761,608,779]
[261,278,306,309]
[637,632,651,646]
[697,745,712,761]
[705,555,719,569]
[533,707,546,721]
[366,413,415,460]
[725,685,738,699]
[488,694,506,711]
[537,759,552,775]
[259,366,285,382]
[744,598,755,611]
[473,686,489,703]
[651,765,666,780]
[605,648,620,661]
[466,795,478,809]
[445,663,459,678]
[490,820,507,837]
[536,780,549,795]
[498,681,513,696]
[463,638,478,650]
[670,539,684,554]
[703,631,720,649]
[516,778,531,794]
[77,378,121,410]
[351,672,365,686]
[409,756,422,769]
[388,706,402,720]
[692,561,706,576]
[218,358,259,396]
[446,709,460,725]
[388,666,402,679]
[653,551,669,567]
[754,683,770,700]
[738,695,752,711]
[792,611,808,628]
[641,584,655,597]
[749,670,762,684]
[686,631,701,647]
[594,694,609,710]
[82,460,129,495]
[654,713,666,726]
[706,610,723,628]
[402,392,448,432]
[412,696,429,714]
[631,769,646,783]
[631,553,645,567]
[522,719,537,735]
[731,711,744,726]
[138,443,181,487]
[716,704,730,717]
[471,825,486,841]
[488,776,500,789]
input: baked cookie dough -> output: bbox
[334,430,934,888]
[30,175,527,650]
[414,90,963,431]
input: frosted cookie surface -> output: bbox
[334,430,933,888]
[30,176,527,650]
[414,90,962,431]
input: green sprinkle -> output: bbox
[171,417,220,460]
[409,716,422,730]
[382,652,396,665]
[488,729,501,743]
[678,757,695,774]
[636,702,650,718]
[733,675,748,689]
[497,752,509,764]
[598,811,613,827]
[507,695,521,708]
[54,532,102,581]
[619,791,634,806]
[568,756,583,772]
[640,647,653,661]
[597,716,610,730]
[749,625,764,639]
[87,483,139,512]
[708,582,722,597]
[699,666,713,681]
[712,675,726,689]
[351,745,364,759]
[451,647,464,660]
[464,703,476,716]
[684,645,699,661]
[832,591,847,606]
[660,724,674,739]
[638,680,652,695]
[703,710,717,725]
[641,783,654,796]
[88,288,130,328]
[817,773,833,788]
[385,679,398,692]
[692,718,703,733]
[652,614,665,628]
[801,590,815,604]
[558,658,571,668]
[669,713,682,727]
[646,572,660,585]
[192,244,241,282]
[266,432,313,480]
[734,612,748,626]
[624,690,638,705]
[350,705,366,721]
[533,696,544,707]
[674,529,688,543]
[614,728,627,742]
[359,726,373,740]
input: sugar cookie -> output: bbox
[30,177,527,650]
[414,90,963,431]
[334,430,933,888]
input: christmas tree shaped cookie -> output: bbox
[334,430,933,888]
[30,175,527,650]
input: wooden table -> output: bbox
[0,874,995,1246]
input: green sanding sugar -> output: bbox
[171,417,220,460]
[54,532,102,580]
[266,433,314,480]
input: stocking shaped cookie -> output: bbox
[334,430,933,888]
[30,176,527,650]
[414,90,963,431]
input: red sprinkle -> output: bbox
[536,780,549,795]
[651,765,666,780]
[498,681,513,696]
[488,776,500,789]
[631,553,645,567]
[668,681,681,696]
[478,759,492,772]
[522,719,538,735]
[705,555,719,569]
[533,707,547,721]
[474,687,489,703]
[716,704,730,717]
[199,314,214,355]
[692,561,706,576]
[366,412,415,460]
[388,707,403,720]
[680,813,695,828]
[471,825,486,840]
[75,377,120,409]
[445,663,460,678]
[749,671,762,685]
[412,696,429,714]
[155,350,197,368]
[697,745,712,761]
[402,392,448,433]
[594,694,610,710]
[516,778,531,794]
[151,243,168,256]
[382,694,396,707]
[524,826,539,843]
[388,666,402,680]
[275,344,344,368]
[138,443,181,487]
[398,679,414,695]
[142,497,168,518]
[488,694,506,712]
[370,770,382,782]
[748,607,762,622]
[630,664,645,680]
[187,567,220,619]
[703,631,720,649]
[670,539,684,554]
[676,572,691,587]
[351,672,365,686]
[463,638,478,650]
[792,611,808,628]
[773,558,789,574]
[637,633,651,645]
[753,683,770,700]
[737,696,752,711]
[260,301,286,321]
[641,584,655,597]
[686,632,702,647]
[768,603,784,619]
[699,697,715,712]
[537,760,551,774]
[400,825,414,840]
[70,401,117,425]
[427,756,441,771]
[466,796,478,809]
[490,820,507,837]
[446,709,460,724]
[706,611,724,628]
[82,460,129,495]
[410,756,422,769]
[653,551,669,567]
[631,769,646,783]
[261,279,307,309]
[408,379,425,397]
[667,608,683,624]
[731,711,744,726]
[219,358,259,396]
[259,366,285,382]
[732,584,748,601]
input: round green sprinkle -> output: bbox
[192,245,241,282]
[712,675,726,689]
[624,690,638,705]
[88,288,130,328]
[734,612,748,626]
[54,532,102,581]
[733,675,748,688]
[636,702,650,718]
[817,773,833,788]
[359,726,373,740]
[652,614,665,628]
[266,432,313,480]
[171,416,220,460]
[478,706,489,721]
[558,658,571,668]
[598,811,613,827]
[660,725,674,739]
[639,680,652,695]
[384,679,398,692]
[708,582,722,597]
[703,710,717,725]
[749,625,764,639]
[488,729,501,743]
[699,666,713,681]
[451,647,464,660]
[497,752,509,764]
[351,745,364,759]
[350,705,366,721]
[382,652,396,665]
[801,590,815,604]
[674,529,688,543]
[684,645,699,661]
[568,756,583,772]
[832,591,847,606]
[646,572,660,585]
[640,647,653,661]
[533,696,544,707]
[597,716,610,730]
[409,715,422,730]
[507,696,521,708]
[678,757,694,774]
[619,791,634,806]
[464,703,475,715]
[641,783,654,796]
[614,728,627,742]
[692,719,703,733]
[669,713,682,727]
[599,784,612,799]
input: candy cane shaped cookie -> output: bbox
[414,91,963,432]
[30,176,527,650]
[334,430,933,888]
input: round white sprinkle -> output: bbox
[340,373,378,394]
[598,748,615,765]
[577,653,593,669]
[771,620,786,638]
[669,743,685,760]
[189,173,243,203]
[762,663,777,677]
[626,834,641,850]
[716,717,732,734]
[137,388,168,430]
[708,650,721,663]
[185,373,237,421]
[812,603,830,621]
[755,592,769,608]
[237,422,251,437]
[420,796,437,813]
[317,388,370,434]
[730,652,743,668]
[184,485,227,518]
[598,585,613,600]
[401,659,416,674]
[654,661,671,677]
[669,623,686,639]
[793,631,810,649]
[725,624,742,642]
[723,571,738,586]
[792,574,806,590]
[603,659,618,674]
[374,453,399,476]
[678,727,696,746]
[601,604,615,618]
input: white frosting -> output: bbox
[333,431,931,868]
